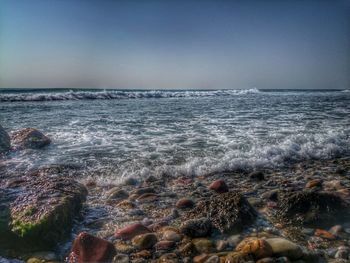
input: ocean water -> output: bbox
[0,88,350,183]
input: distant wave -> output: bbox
[342,89,350,93]
[0,88,260,102]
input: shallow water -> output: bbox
[1,89,350,183]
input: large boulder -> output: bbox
[0,176,87,250]
[186,192,257,234]
[275,190,348,227]
[0,124,11,153]
[11,128,51,149]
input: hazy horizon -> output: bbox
[1,0,349,90]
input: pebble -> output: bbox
[176,198,195,209]
[155,240,176,251]
[112,254,130,263]
[115,223,151,240]
[208,180,229,193]
[305,179,322,188]
[162,230,182,242]
[132,233,158,250]
[236,238,273,259]
[265,238,303,260]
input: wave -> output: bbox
[342,89,350,93]
[0,88,260,102]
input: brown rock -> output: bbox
[115,223,151,240]
[176,198,195,209]
[236,238,273,259]
[12,128,51,149]
[314,229,336,240]
[208,180,229,193]
[69,232,116,263]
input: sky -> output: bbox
[0,0,349,90]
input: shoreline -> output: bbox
[1,154,350,262]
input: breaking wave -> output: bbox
[0,88,260,102]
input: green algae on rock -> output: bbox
[5,176,87,250]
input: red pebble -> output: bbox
[155,240,176,251]
[69,232,116,263]
[176,198,195,209]
[115,223,151,240]
[208,179,229,193]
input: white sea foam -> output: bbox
[0,88,260,102]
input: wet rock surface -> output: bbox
[11,128,51,149]
[0,124,11,153]
[187,192,257,234]
[1,150,350,263]
[0,167,87,255]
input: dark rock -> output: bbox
[11,128,51,149]
[186,192,257,234]
[208,180,229,193]
[275,191,348,227]
[69,232,116,263]
[0,124,11,153]
[262,190,278,202]
[180,218,212,238]
[249,171,265,181]
[115,223,151,240]
[1,176,87,250]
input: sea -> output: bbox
[0,88,350,184]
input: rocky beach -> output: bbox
[1,123,350,263]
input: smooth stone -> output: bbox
[305,179,322,188]
[193,254,209,263]
[265,238,303,260]
[192,238,213,254]
[11,128,51,149]
[0,124,11,153]
[176,198,195,209]
[69,232,116,263]
[115,223,151,240]
[180,217,212,238]
[162,230,181,242]
[136,193,158,203]
[112,254,130,263]
[123,177,138,186]
[261,190,278,201]
[236,238,273,259]
[208,180,229,193]
[132,233,157,250]
[155,240,176,251]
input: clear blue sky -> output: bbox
[0,0,349,89]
